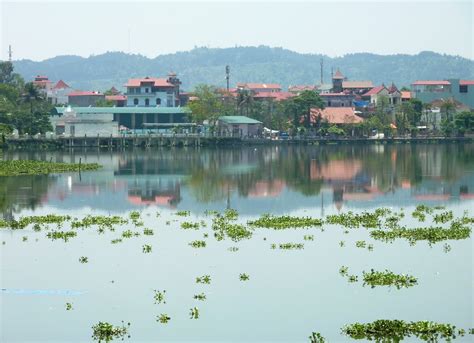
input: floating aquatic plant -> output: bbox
[212,212,252,242]
[309,331,326,343]
[181,222,200,230]
[194,293,206,301]
[79,256,88,263]
[304,235,314,241]
[111,238,123,244]
[248,214,322,229]
[0,160,101,176]
[189,307,200,319]
[239,273,250,281]
[434,211,454,224]
[143,228,154,236]
[129,211,140,220]
[91,321,130,342]
[65,302,73,311]
[228,247,239,252]
[153,290,166,304]
[47,230,77,242]
[278,243,304,250]
[362,269,418,289]
[195,275,211,284]
[348,275,358,283]
[342,319,466,342]
[22,236,27,242]
[339,241,345,247]
[156,314,170,324]
[339,266,349,277]
[355,240,366,248]
[326,209,390,229]
[443,243,452,253]
[189,240,206,248]
[142,244,152,253]
[72,215,127,230]
[175,210,190,217]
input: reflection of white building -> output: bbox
[50,106,118,137]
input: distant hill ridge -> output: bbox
[12,46,474,92]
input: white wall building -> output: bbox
[124,73,181,107]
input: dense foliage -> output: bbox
[0,160,101,176]
[0,62,53,135]
[12,47,474,91]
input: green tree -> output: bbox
[22,82,43,114]
[290,90,325,129]
[454,111,474,136]
[187,85,232,124]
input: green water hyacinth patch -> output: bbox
[157,314,170,324]
[46,230,77,242]
[181,221,200,230]
[189,240,206,248]
[189,307,200,319]
[194,293,206,301]
[342,319,467,342]
[142,244,152,253]
[212,212,253,242]
[362,269,418,289]
[434,210,454,224]
[195,275,211,284]
[0,214,72,230]
[91,321,130,342]
[79,256,88,263]
[239,273,250,281]
[65,302,73,311]
[309,331,326,343]
[303,235,314,241]
[153,290,166,304]
[72,215,127,230]
[248,214,322,229]
[278,243,304,250]
[143,228,154,236]
[325,208,390,229]
[175,210,190,217]
[0,160,101,176]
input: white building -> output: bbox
[124,73,181,107]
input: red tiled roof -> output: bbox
[460,80,474,85]
[253,91,294,101]
[237,83,281,90]
[308,107,363,124]
[401,91,411,99]
[387,83,399,94]
[105,95,127,101]
[53,80,70,89]
[411,80,451,85]
[333,69,344,79]
[68,91,103,97]
[125,78,174,87]
[363,86,387,96]
[342,81,373,89]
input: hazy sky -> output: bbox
[1,0,472,61]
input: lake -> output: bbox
[1,143,473,342]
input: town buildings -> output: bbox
[411,79,474,110]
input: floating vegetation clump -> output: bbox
[79,256,88,263]
[195,275,211,284]
[370,221,471,244]
[181,222,200,230]
[339,241,345,247]
[326,208,390,229]
[142,244,152,253]
[72,215,127,230]
[309,331,326,343]
[204,210,219,216]
[194,293,206,301]
[0,214,72,230]
[91,321,130,342]
[348,275,358,283]
[189,307,200,319]
[362,269,418,289]
[156,314,170,324]
[239,273,250,281]
[278,243,304,250]
[228,247,239,252]
[412,204,433,222]
[443,243,452,253]
[304,235,314,241]
[22,236,28,242]
[65,302,73,311]
[0,160,101,176]
[434,211,454,224]
[111,238,123,244]
[175,210,190,217]
[129,211,140,220]
[212,211,253,242]
[189,240,206,248]
[355,240,366,248]
[122,230,140,238]
[46,230,77,242]
[143,229,153,236]
[153,290,166,304]
[339,266,349,277]
[248,214,322,229]
[342,319,466,342]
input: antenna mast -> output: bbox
[225,65,230,92]
[8,45,12,62]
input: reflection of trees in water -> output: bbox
[0,174,54,220]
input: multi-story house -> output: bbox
[411,79,474,109]
[125,73,181,107]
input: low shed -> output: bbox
[217,116,263,137]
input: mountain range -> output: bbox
[12,46,474,92]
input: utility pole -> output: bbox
[225,65,230,92]
[8,45,12,62]
[320,58,323,85]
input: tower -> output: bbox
[8,45,12,62]
[332,68,344,93]
[225,65,230,92]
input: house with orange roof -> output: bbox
[362,85,389,105]
[411,79,474,109]
[305,107,363,125]
[125,72,181,107]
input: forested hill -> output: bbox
[12,46,474,92]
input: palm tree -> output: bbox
[22,82,43,114]
[440,98,456,122]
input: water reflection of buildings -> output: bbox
[248,180,285,198]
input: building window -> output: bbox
[145,98,150,106]
[133,98,138,105]
[156,98,161,105]
[460,85,468,93]
[145,88,149,93]
[328,101,331,107]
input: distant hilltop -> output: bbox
[12,46,474,91]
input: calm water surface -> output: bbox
[1,144,473,342]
